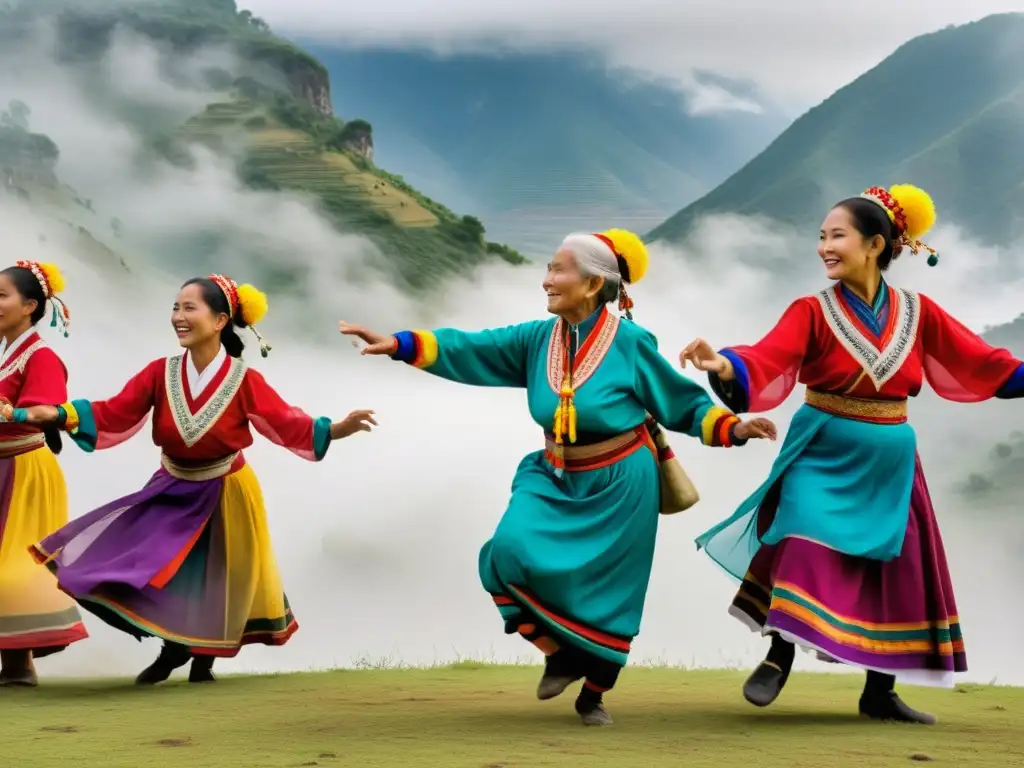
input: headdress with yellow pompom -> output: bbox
[860,184,940,266]
[208,273,272,357]
[14,260,71,337]
[592,228,649,320]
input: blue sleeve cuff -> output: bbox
[312,416,332,460]
[69,399,97,453]
[391,331,417,364]
[996,363,1024,399]
[709,348,751,413]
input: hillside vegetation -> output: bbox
[0,0,525,291]
[647,13,1024,247]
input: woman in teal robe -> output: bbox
[341,228,775,725]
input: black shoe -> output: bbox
[537,650,581,700]
[188,655,216,684]
[859,690,936,725]
[574,691,613,726]
[135,642,190,685]
[743,660,791,707]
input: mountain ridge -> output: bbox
[0,0,526,291]
[305,46,789,255]
[647,13,1024,247]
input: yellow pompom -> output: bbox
[235,282,268,327]
[601,228,648,284]
[36,262,65,295]
[889,184,936,240]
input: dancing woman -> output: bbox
[681,184,1024,724]
[340,229,776,725]
[0,261,87,685]
[13,275,376,684]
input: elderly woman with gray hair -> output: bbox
[340,228,775,726]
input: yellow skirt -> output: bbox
[0,447,87,655]
[34,461,295,656]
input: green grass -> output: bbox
[3,666,1020,767]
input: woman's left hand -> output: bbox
[329,409,378,440]
[734,417,777,441]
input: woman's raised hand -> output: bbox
[329,409,378,440]
[338,321,399,356]
[679,338,730,375]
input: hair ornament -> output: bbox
[592,228,649,321]
[208,273,272,357]
[860,184,940,267]
[14,260,70,337]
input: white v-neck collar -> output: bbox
[0,327,36,367]
[186,346,227,398]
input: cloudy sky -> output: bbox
[243,0,1022,112]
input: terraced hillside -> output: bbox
[175,96,522,288]
[248,129,438,228]
[1,0,528,294]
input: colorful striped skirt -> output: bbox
[0,435,87,655]
[31,452,296,656]
[480,427,661,671]
[697,396,963,687]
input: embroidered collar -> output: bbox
[165,353,246,447]
[546,306,620,393]
[0,327,36,366]
[0,331,45,384]
[816,284,920,390]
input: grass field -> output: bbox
[2,666,1020,767]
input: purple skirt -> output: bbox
[31,464,297,655]
[731,455,964,687]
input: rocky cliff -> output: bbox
[11,1,335,117]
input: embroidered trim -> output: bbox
[165,355,246,447]
[0,339,46,384]
[546,313,620,394]
[816,285,920,390]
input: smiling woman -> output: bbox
[339,227,776,727]
[8,274,376,687]
[0,260,87,688]
[680,183,1024,726]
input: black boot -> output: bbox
[135,641,190,685]
[188,654,216,684]
[574,684,612,726]
[743,634,795,707]
[536,649,581,700]
[859,671,936,725]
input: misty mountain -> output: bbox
[0,0,525,293]
[648,13,1024,247]
[303,46,789,255]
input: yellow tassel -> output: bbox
[555,375,577,445]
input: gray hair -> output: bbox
[558,233,620,304]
